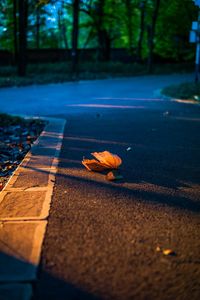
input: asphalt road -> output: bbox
[0,74,200,299]
[0,73,194,116]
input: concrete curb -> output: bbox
[0,117,66,299]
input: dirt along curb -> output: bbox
[0,117,66,300]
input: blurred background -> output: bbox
[0,0,198,86]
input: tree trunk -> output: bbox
[58,3,68,49]
[13,0,18,64]
[96,0,105,61]
[36,6,40,49]
[71,0,80,78]
[103,30,111,61]
[18,0,28,76]
[147,0,161,73]
[58,7,62,48]
[137,0,146,62]
[62,23,68,49]
[98,29,109,61]
[125,0,134,54]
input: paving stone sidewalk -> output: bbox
[0,117,66,300]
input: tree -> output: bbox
[13,0,18,63]
[71,0,80,76]
[18,0,28,76]
[124,0,134,54]
[137,0,146,62]
[35,4,41,48]
[0,0,198,69]
[57,2,69,48]
[79,0,123,61]
[147,0,161,72]
[154,0,197,62]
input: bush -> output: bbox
[0,113,24,127]
[162,81,200,101]
[0,61,194,88]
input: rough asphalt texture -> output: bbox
[0,74,200,299]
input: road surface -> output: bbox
[0,74,200,300]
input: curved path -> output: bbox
[0,73,194,116]
[0,74,200,300]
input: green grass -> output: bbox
[0,113,46,128]
[0,61,194,88]
[0,113,24,127]
[162,81,200,101]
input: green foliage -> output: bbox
[0,66,16,76]
[0,0,198,63]
[0,113,24,127]
[155,0,197,60]
[162,81,200,100]
[0,61,194,88]
[0,0,14,51]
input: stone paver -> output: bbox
[0,221,47,282]
[12,168,49,189]
[24,155,54,169]
[0,191,46,219]
[0,117,66,300]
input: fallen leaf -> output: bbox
[92,151,122,169]
[82,151,122,172]
[82,159,108,172]
[0,222,4,228]
[163,249,176,256]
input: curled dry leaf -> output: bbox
[0,222,4,228]
[82,151,122,172]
